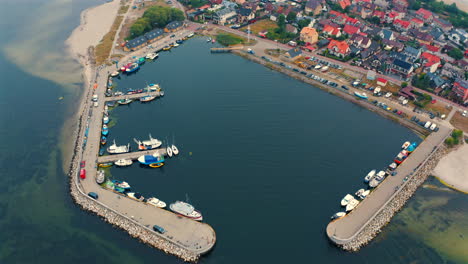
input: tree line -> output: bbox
[129,6,185,38]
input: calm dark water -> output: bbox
[0,1,466,263]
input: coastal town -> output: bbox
[65,0,468,262]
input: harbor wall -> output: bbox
[66,65,202,262]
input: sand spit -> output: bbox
[433,144,468,193]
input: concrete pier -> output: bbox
[104,90,162,102]
[326,126,451,248]
[98,148,167,163]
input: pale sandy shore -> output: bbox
[66,0,120,84]
[433,144,468,193]
[441,0,468,13]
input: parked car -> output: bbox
[153,225,166,234]
[88,192,99,199]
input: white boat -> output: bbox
[369,178,381,188]
[388,162,397,170]
[331,212,346,220]
[147,84,160,91]
[207,37,212,42]
[355,188,365,197]
[359,190,370,199]
[364,169,376,182]
[187,33,194,38]
[146,197,166,208]
[169,201,203,221]
[167,146,173,157]
[107,140,130,154]
[115,181,130,189]
[142,135,162,149]
[114,159,132,167]
[341,194,354,206]
[402,141,411,149]
[110,71,119,77]
[103,116,109,124]
[314,64,322,69]
[173,43,179,47]
[171,145,179,155]
[354,92,368,99]
[346,199,359,212]
[96,170,105,184]
[127,192,144,201]
[321,66,329,72]
[145,53,159,60]
[375,170,386,181]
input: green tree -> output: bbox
[368,16,381,25]
[278,14,286,30]
[448,48,463,60]
[445,137,454,147]
[297,18,311,29]
[401,82,408,88]
[452,129,463,139]
[287,11,297,22]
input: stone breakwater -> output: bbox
[340,146,449,251]
[66,66,200,262]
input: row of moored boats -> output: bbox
[331,141,418,220]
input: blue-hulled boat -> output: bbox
[137,155,165,165]
[102,130,109,136]
[125,63,139,73]
[101,136,107,145]
[354,92,368,99]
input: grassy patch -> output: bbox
[95,15,124,65]
[118,5,129,14]
[216,33,246,46]
[450,112,468,133]
[248,19,278,35]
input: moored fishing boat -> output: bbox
[137,154,165,165]
[346,199,359,212]
[125,63,139,73]
[401,141,411,149]
[117,98,132,105]
[162,46,171,51]
[103,116,109,124]
[134,135,162,150]
[140,95,156,102]
[354,92,368,99]
[100,136,107,145]
[176,39,183,44]
[102,129,109,136]
[187,33,194,38]
[107,140,130,154]
[146,197,166,208]
[331,212,346,220]
[146,53,159,60]
[127,192,144,202]
[364,169,376,182]
[388,162,397,170]
[206,37,212,42]
[112,180,131,190]
[114,159,132,167]
[341,194,354,206]
[96,170,105,184]
[147,83,160,91]
[169,201,203,221]
[120,63,132,72]
[110,71,119,77]
[358,190,370,199]
[171,145,179,155]
[173,43,179,47]
[369,178,380,188]
[137,57,146,64]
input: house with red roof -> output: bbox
[452,79,468,103]
[394,19,410,31]
[329,11,348,25]
[327,40,350,58]
[421,52,441,73]
[323,25,342,37]
[385,11,401,23]
[410,18,424,28]
[339,0,351,9]
[422,43,440,53]
[415,8,433,23]
[345,16,360,26]
[209,0,223,5]
[372,10,385,22]
[343,24,360,35]
[377,77,388,86]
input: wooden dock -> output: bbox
[98,148,167,163]
[104,91,162,102]
[210,45,244,53]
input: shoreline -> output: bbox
[433,144,468,193]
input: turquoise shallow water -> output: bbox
[0,1,467,263]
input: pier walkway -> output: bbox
[326,126,451,245]
[210,45,243,53]
[98,148,167,163]
[104,90,162,102]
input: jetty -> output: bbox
[326,125,452,249]
[104,90,162,101]
[98,148,167,163]
[210,45,243,53]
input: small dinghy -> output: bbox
[166,146,173,157]
[149,162,164,168]
[171,145,179,155]
[114,159,132,167]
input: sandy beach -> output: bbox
[441,0,468,13]
[66,0,120,84]
[433,144,468,193]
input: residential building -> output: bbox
[144,28,164,44]
[350,34,371,48]
[379,29,395,40]
[124,35,148,52]
[343,24,360,35]
[377,77,388,86]
[410,18,424,28]
[213,8,237,25]
[327,40,351,58]
[394,19,410,31]
[415,8,433,23]
[300,27,319,44]
[164,21,184,32]
[323,25,341,37]
[284,48,303,60]
[402,46,421,61]
[432,17,452,32]
[238,8,254,24]
[420,52,441,73]
[286,24,298,34]
[305,0,322,15]
[452,79,468,103]
[387,58,414,78]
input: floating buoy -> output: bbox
[149,162,164,168]
[189,152,192,156]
